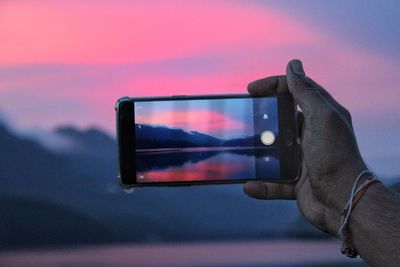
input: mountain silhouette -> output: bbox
[55,126,115,157]
[135,124,224,148]
[0,122,326,250]
[135,124,279,148]
[391,181,400,194]
[0,196,112,249]
[223,132,279,147]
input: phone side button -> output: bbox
[284,130,294,146]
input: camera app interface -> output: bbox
[134,97,279,183]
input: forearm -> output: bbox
[350,183,400,266]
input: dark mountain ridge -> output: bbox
[135,124,224,148]
[55,126,115,157]
[0,122,322,250]
[135,124,278,148]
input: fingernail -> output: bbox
[290,60,305,76]
[244,181,263,196]
[247,81,256,89]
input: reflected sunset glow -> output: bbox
[138,160,245,182]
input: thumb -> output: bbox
[286,59,326,117]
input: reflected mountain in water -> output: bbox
[135,124,280,182]
[136,147,278,173]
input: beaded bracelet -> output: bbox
[338,170,381,258]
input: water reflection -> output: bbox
[136,147,279,182]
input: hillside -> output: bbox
[391,181,400,194]
[0,196,112,249]
[135,124,224,148]
[0,122,324,250]
[135,123,278,148]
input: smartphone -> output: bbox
[116,94,299,188]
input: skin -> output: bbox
[244,59,400,267]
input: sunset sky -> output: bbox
[135,98,254,139]
[134,97,278,139]
[0,0,399,178]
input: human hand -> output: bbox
[244,59,367,237]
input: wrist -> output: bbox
[322,160,369,237]
[349,183,400,266]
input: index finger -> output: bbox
[244,180,295,200]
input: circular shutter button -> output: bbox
[261,131,275,145]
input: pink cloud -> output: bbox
[0,1,316,65]
[136,110,246,136]
[0,0,399,135]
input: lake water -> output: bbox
[136,147,280,183]
[0,240,366,267]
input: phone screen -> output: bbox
[133,97,280,183]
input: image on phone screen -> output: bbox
[133,97,280,183]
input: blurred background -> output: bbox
[0,1,399,266]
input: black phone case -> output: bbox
[116,94,299,188]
